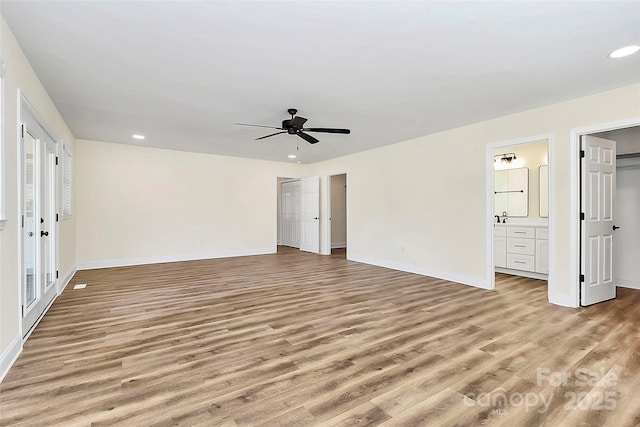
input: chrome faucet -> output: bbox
[495,215,501,224]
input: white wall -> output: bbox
[75,140,300,268]
[614,157,640,289]
[0,17,76,372]
[309,83,640,302]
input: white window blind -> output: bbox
[62,145,72,218]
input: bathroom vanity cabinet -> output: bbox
[494,224,548,279]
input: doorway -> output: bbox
[20,99,59,336]
[328,174,347,257]
[579,125,640,305]
[277,176,321,254]
[279,178,300,248]
[486,136,552,296]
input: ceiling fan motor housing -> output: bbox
[282,119,297,133]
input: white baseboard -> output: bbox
[495,267,548,281]
[617,279,640,290]
[77,247,276,270]
[0,334,22,384]
[348,254,488,289]
[331,242,347,249]
[58,266,77,292]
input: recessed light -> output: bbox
[288,154,296,159]
[608,45,640,59]
[132,134,146,140]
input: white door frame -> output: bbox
[569,116,640,307]
[485,134,554,295]
[18,91,61,339]
[322,172,348,255]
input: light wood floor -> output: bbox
[2,247,639,426]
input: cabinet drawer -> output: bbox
[507,237,535,255]
[536,227,549,240]
[507,227,535,239]
[494,225,506,237]
[507,254,535,272]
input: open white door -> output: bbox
[300,176,320,253]
[581,135,616,306]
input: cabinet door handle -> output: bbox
[515,245,526,248]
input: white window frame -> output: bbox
[0,58,6,230]
[61,143,72,219]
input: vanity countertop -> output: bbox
[494,219,548,228]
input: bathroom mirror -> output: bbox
[539,165,548,217]
[494,167,529,217]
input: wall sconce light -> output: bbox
[494,153,517,163]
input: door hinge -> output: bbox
[21,124,24,138]
[56,270,59,279]
[21,215,24,228]
[580,150,585,158]
[56,213,59,222]
[580,274,585,282]
[580,212,585,220]
[21,305,24,317]
[55,156,59,165]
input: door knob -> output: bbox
[41,231,49,237]
[313,217,319,220]
[28,232,33,237]
[613,225,621,230]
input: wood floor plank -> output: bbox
[1,249,640,426]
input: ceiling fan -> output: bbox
[235,108,350,144]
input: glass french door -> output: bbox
[21,109,58,336]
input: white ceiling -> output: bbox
[2,1,639,164]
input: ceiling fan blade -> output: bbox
[303,128,351,134]
[290,116,308,129]
[235,122,283,130]
[297,131,319,144]
[255,131,287,140]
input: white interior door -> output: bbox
[300,176,320,253]
[581,135,616,306]
[280,180,300,248]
